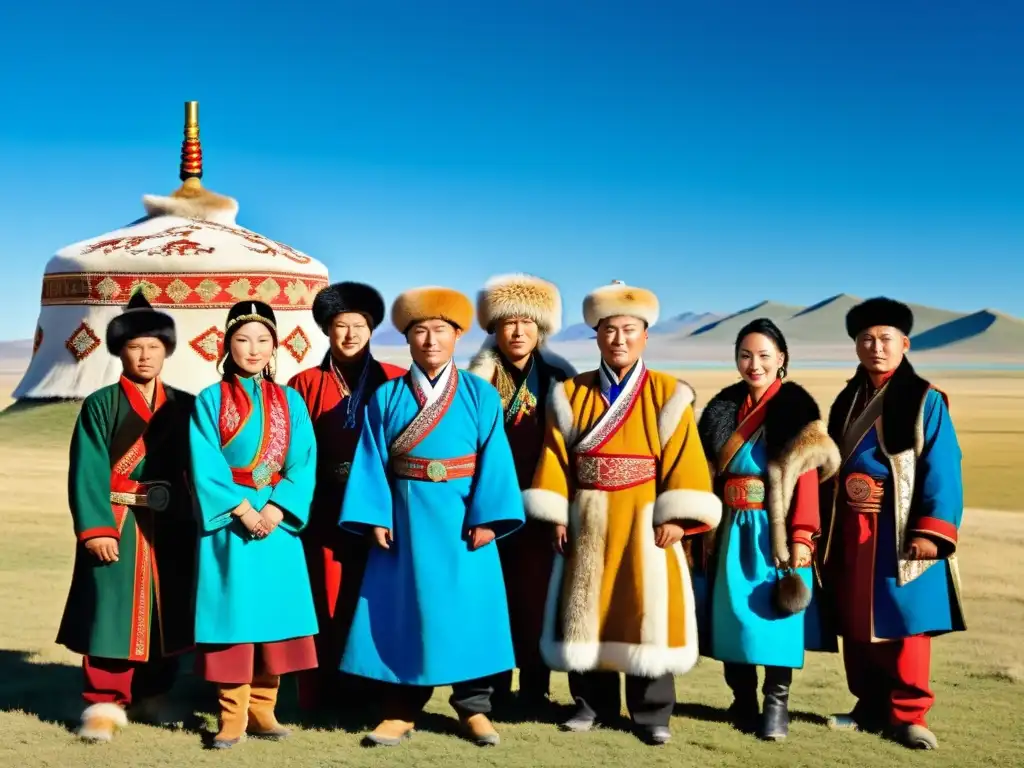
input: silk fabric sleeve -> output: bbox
[908,388,963,555]
[788,469,821,551]
[464,385,525,539]
[68,390,117,542]
[652,399,722,536]
[339,387,394,534]
[267,389,318,533]
[189,386,246,534]
[522,383,572,527]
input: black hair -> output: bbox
[218,319,279,382]
[734,318,790,379]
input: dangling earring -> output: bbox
[268,349,278,380]
[778,366,787,380]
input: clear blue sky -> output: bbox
[2,0,1022,340]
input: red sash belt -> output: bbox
[391,454,477,482]
[843,472,885,514]
[575,453,656,491]
[723,475,766,510]
[232,466,282,490]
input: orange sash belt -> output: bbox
[392,454,477,482]
[575,454,656,491]
[843,472,885,514]
[723,475,766,510]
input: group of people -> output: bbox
[56,274,966,753]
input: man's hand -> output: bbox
[791,541,813,568]
[373,526,393,549]
[906,536,939,561]
[553,524,569,555]
[85,536,119,563]
[468,526,496,551]
[260,503,285,533]
[654,522,684,549]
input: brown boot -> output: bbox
[212,684,250,749]
[247,674,290,739]
[78,703,128,742]
[363,719,415,746]
[460,712,500,746]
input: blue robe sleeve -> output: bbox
[189,386,245,534]
[909,389,963,555]
[267,388,318,534]
[339,386,394,534]
[465,384,525,540]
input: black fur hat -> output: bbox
[224,300,278,344]
[846,297,914,339]
[106,291,176,356]
[312,282,386,332]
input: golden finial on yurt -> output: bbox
[180,100,203,185]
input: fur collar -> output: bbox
[827,357,937,455]
[467,338,576,384]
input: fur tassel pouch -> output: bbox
[774,569,812,616]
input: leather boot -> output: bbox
[248,674,290,739]
[760,666,792,741]
[78,703,128,742]
[363,719,415,746]
[460,712,500,746]
[723,663,759,732]
[212,684,250,749]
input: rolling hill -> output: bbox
[685,301,804,341]
[911,310,1024,353]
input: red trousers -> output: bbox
[844,635,933,727]
[82,655,178,708]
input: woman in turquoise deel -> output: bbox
[190,300,319,749]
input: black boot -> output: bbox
[760,666,792,741]
[723,663,759,733]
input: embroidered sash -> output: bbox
[715,385,777,475]
[110,376,167,532]
[573,361,648,455]
[219,377,291,489]
[390,365,460,457]
[496,356,540,426]
[840,384,887,468]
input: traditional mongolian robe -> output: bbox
[57,376,196,705]
[524,359,722,678]
[696,379,839,669]
[288,352,405,702]
[189,374,319,682]
[468,344,574,690]
[339,361,525,686]
[820,358,965,727]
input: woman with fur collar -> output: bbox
[468,273,575,712]
[695,319,839,742]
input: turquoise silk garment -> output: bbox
[190,375,319,644]
[711,432,822,669]
[339,363,525,686]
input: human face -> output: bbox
[329,312,372,361]
[495,316,539,363]
[407,319,460,373]
[736,332,784,394]
[855,325,909,375]
[120,337,166,383]
[230,321,275,376]
[596,316,647,373]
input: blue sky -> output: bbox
[2,0,1022,340]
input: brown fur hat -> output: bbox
[583,280,659,329]
[391,286,474,335]
[476,273,563,337]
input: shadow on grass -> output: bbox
[674,701,829,728]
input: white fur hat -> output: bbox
[582,280,659,328]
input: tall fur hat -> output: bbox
[476,273,563,337]
[845,297,914,339]
[106,291,177,356]
[224,300,278,344]
[391,286,474,335]
[583,280,659,329]
[312,281,386,332]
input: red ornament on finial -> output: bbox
[180,101,203,182]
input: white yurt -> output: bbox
[14,102,329,400]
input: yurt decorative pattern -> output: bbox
[14,102,329,400]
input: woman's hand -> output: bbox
[260,503,285,534]
[467,526,496,551]
[373,527,393,549]
[906,536,939,560]
[239,508,269,539]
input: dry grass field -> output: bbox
[0,368,1022,768]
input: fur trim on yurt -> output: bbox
[845,297,914,338]
[391,286,474,335]
[106,292,177,356]
[142,178,239,226]
[312,281,386,331]
[476,273,563,336]
[583,280,659,329]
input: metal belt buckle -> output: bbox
[145,482,171,512]
[426,460,448,482]
[844,474,874,503]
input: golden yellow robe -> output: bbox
[524,361,721,677]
